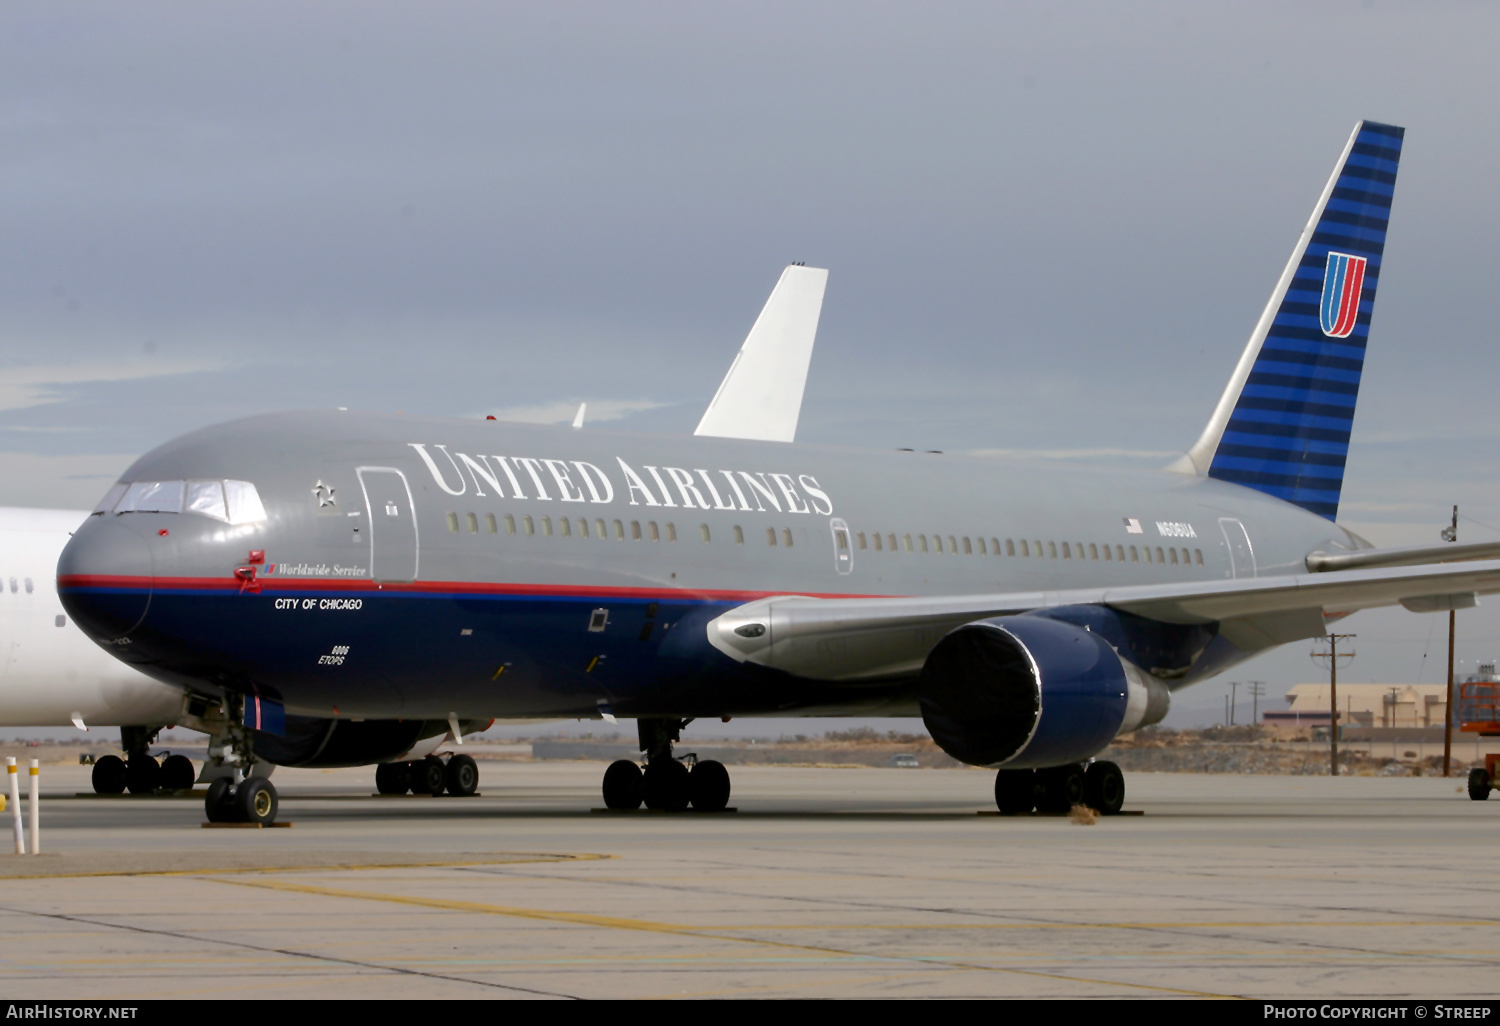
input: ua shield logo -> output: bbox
[1319,252,1367,338]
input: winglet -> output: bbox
[694,265,828,443]
[572,402,586,429]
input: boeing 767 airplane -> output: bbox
[59,120,1500,826]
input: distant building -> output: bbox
[1268,683,1450,728]
[1268,663,1499,728]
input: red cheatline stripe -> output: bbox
[56,574,891,603]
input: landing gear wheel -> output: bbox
[994,768,1036,814]
[414,757,447,796]
[1468,768,1492,801]
[125,755,161,794]
[1035,764,1085,813]
[688,760,731,812]
[1083,760,1125,815]
[375,762,411,795]
[445,754,479,797]
[602,760,643,809]
[642,759,690,811]
[205,777,237,823]
[158,754,195,792]
[91,755,127,795]
[236,777,278,825]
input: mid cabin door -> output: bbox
[829,518,853,575]
[358,467,419,583]
[1218,517,1256,579]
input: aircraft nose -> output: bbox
[57,518,155,641]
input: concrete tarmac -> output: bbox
[1,762,1497,999]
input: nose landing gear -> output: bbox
[202,696,279,825]
[598,719,732,812]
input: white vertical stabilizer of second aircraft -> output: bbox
[694,264,828,443]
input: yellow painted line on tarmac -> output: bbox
[207,876,1239,998]
[0,853,612,880]
[695,919,1500,931]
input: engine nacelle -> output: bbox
[918,615,1169,768]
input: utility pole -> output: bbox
[1313,634,1357,776]
[1228,681,1239,726]
[1248,681,1266,727]
[1443,505,1458,777]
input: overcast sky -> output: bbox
[4,2,1499,731]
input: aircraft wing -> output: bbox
[705,558,1500,683]
[694,265,828,443]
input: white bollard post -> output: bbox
[6,758,22,855]
[27,760,39,855]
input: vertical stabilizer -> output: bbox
[1169,121,1404,520]
[694,264,828,443]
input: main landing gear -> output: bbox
[89,726,196,795]
[994,761,1126,816]
[203,697,280,825]
[600,718,731,812]
[374,753,480,797]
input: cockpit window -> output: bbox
[117,480,185,514]
[224,481,267,524]
[91,483,128,516]
[186,481,228,521]
[102,479,268,524]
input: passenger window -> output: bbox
[542,517,553,537]
[1156,547,1165,564]
[504,514,516,535]
[560,517,571,538]
[888,533,897,551]
[667,523,678,542]
[1047,541,1057,558]
[1102,544,1111,561]
[948,535,958,554]
[903,533,913,552]
[523,515,535,536]
[1019,540,1028,557]
[733,525,744,545]
[485,513,497,534]
[918,535,928,553]
[1089,543,1098,560]
[446,512,460,533]
[595,518,607,539]
[991,538,1001,556]
[1117,545,1126,562]
[1129,545,1138,562]
[1195,548,1203,565]
[1034,540,1043,557]
[186,481,228,521]
[1007,539,1016,556]
[1061,542,1070,559]
[857,531,867,550]
[466,513,479,534]
[782,528,793,547]
[1169,547,1178,565]
[974,537,983,555]
[873,533,883,552]
[614,520,624,540]
[632,521,642,541]
[7,579,13,593]
[649,521,660,541]
[699,524,710,543]
[24,579,32,594]
[578,518,589,538]
[767,527,777,546]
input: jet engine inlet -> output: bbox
[918,615,1168,768]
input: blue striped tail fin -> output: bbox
[1174,121,1404,520]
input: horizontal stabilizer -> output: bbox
[694,265,828,443]
[1305,539,1500,573]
